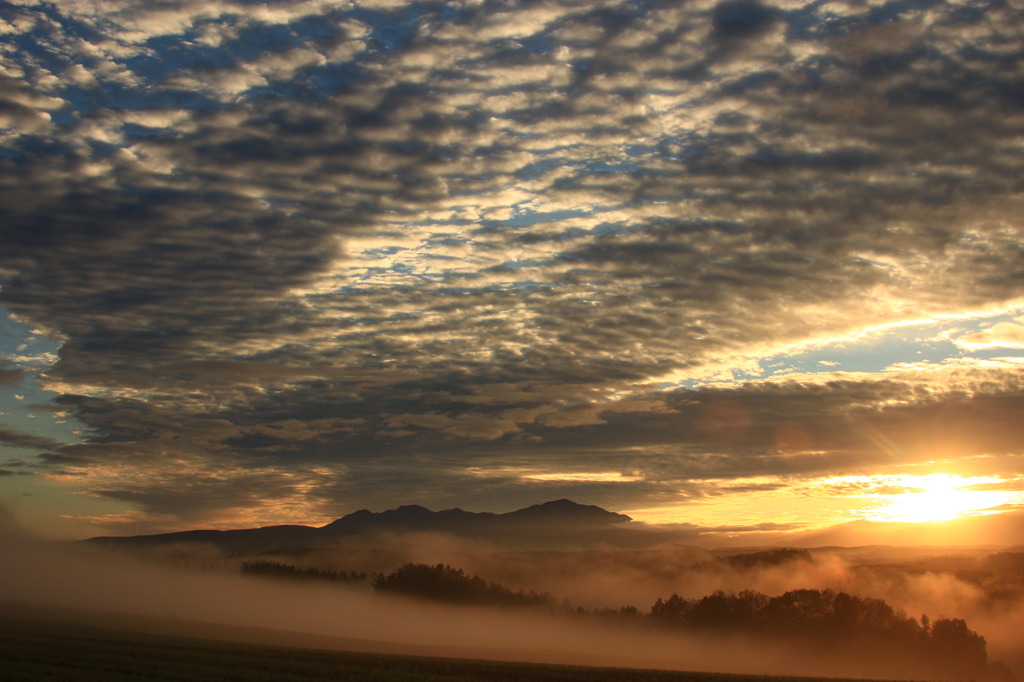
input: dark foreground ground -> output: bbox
[0,603,903,682]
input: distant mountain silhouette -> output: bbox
[788,510,1024,549]
[84,499,634,553]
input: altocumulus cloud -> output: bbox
[1,0,1023,532]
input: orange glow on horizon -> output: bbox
[854,473,1023,524]
[624,473,1024,533]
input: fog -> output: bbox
[2,524,1022,680]
[462,541,1024,677]
[0,536,809,677]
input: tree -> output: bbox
[649,594,691,627]
[372,563,553,607]
[927,618,988,679]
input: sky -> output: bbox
[1,0,1024,541]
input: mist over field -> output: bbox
[2,510,1022,681]
[235,530,1024,677]
[0,534,807,676]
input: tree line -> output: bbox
[372,562,555,607]
[241,560,367,583]
[645,588,993,681]
[240,559,1010,681]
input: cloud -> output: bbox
[954,320,1024,350]
[21,357,1020,534]
[1,0,1023,533]
[0,364,24,385]
[711,0,778,41]
[0,74,63,136]
[0,426,63,451]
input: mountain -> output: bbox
[787,510,1024,549]
[319,498,629,535]
[502,499,632,526]
[84,499,634,553]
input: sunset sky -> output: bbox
[2,0,1023,541]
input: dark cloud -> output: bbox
[93,472,300,519]
[1,0,1023,533]
[0,427,64,452]
[711,0,777,41]
[0,365,24,385]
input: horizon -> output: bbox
[73,496,1024,553]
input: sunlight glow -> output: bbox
[626,473,1024,532]
[830,473,1024,524]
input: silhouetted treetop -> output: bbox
[372,563,553,608]
[645,587,994,680]
[241,560,366,583]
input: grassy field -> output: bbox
[0,604,899,682]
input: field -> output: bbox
[0,603,899,682]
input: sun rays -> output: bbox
[838,473,1024,524]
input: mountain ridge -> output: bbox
[84,499,633,553]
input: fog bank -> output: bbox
[0,535,972,680]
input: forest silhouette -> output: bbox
[242,559,1011,682]
[241,560,367,584]
[647,588,998,682]
[373,562,554,607]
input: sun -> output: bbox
[863,473,1017,524]
[874,475,964,523]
